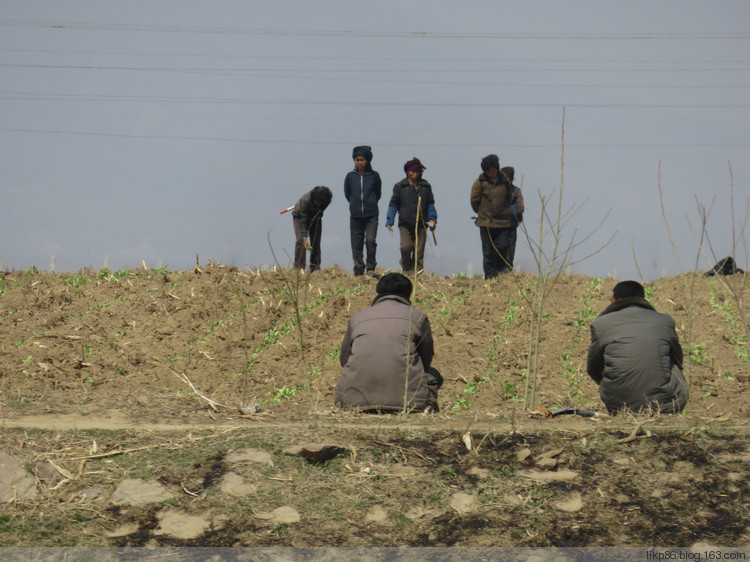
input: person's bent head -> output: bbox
[376,272,413,301]
[612,280,645,300]
[311,185,333,208]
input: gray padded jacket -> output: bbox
[587,298,688,414]
[335,295,437,412]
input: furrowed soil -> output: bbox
[0,264,748,547]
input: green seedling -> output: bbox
[688,343,707,366]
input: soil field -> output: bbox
[0,264,748,548]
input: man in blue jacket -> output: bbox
[344,146,382,276]
[386,157,437,274]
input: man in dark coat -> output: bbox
[385,158,437,274]
[501,166,524,269]
[344,145,382,276]
[587,280,689,414]
[292,185,332,272]
[335,272,442,412]
[470,155,523,278]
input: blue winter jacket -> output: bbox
[344,169,382,218]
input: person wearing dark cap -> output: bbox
[344,146,382,276]
[470,154,521,278]
[292,185,333,272]
[385,157,438,274]
[587,280,689,414]
[335,272,442,412]
[501,166,525,269]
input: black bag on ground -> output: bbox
[705,256,744,276]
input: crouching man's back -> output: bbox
[335,273,441,412]
[587,280,689,414]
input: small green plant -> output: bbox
[688,343,708,366]
[62,275,88,287]
[559,353,585,405]
[451,273,470,280]
[153,266,169,274]
[267,383,305,403]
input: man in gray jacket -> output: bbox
[335,272,442,412]
[587,280,688,414]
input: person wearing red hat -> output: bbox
[385,157,437,274]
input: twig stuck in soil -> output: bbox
[617,423,652,443]
[371,439,436,463]
[170,369,225,411]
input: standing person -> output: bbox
[385,157,437,274]
[470,154,522,279]
[587,280,689,414]
[501,166,525,269]
[335,272,443,412]
[292,185,332,272]
[344,145,382,276]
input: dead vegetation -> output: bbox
[0,265,748,546]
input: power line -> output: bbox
[2,127,748,148]
[1,93,748,109]
[2,19,749,40]
[2,62,750,73]
[3,47,750,65]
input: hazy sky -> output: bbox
[1,1,748,280]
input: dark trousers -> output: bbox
[350,216,378,275]
[507,227,518,268]
[480,226,513,279]
[293,217,322,271]
[398,224,427,273]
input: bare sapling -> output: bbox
[658,160,713,396]
[699,161,749,356]
[266,230,317,412]
[402,196,422,414]
[520,107,616,411]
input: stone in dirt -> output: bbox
[365,506,388,523]
[225,448,274,467]
[516,448,532,462]
[111,478,174,506]
[220,472,257,497]
[34,461,65,486]
[105,522,140,538]
[552,491,584,512]
[154,510,211,540]
[255,505,300,524]
[518,469,579,484]
[283,443,348,463]
[0,452,36,502]
[535,457,558,470]
[78,486,107,502]
[450,492,478,513]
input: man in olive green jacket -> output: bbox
[470,154,524,278]
[335,273,442,412]
[587,281,689,414]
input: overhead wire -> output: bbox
[2,19,750,40]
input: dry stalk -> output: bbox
[520,107,616,410]
[170,369,224,410]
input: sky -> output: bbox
[1,1,748,281]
